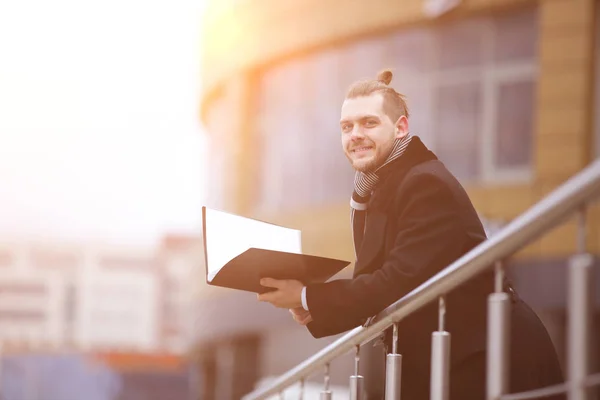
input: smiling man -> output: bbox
[257,70,564,399]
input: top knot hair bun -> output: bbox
[377,69,393,85]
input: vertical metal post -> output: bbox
[486,262,511,400]
[567,252,594,400]
[494,261,504,293]
[577,206,586,254]
[430,297,450,400]
[298,379,304,400]
[385,322,402,400]
[0,342,3,397]
[350,345,365,400]
[320,364,332,400]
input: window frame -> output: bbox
[424,17,537,184]
[429,77,483,181]
[483,65,537,183]
[253,9,539,213]
[595,3,600,159]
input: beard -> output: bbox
[349,153,382,173]
[346,138,396,173]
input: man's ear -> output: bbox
[395,115,409,139]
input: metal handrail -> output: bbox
[243,158,600,400]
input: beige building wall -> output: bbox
[200,0,599,262]
[195,1,600,394]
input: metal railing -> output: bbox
[244,158,600,400]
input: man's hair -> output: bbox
[345,69,410,122]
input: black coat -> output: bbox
[305,137,564,399]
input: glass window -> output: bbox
[64,283,76,323]
[387,29,430,73]
[342,37,387,84]
[493,8,538,63]
[0,249,12,267]
[434,82,482,180]
[310,51,354,204]
[257,61,304,211]
[398,78,434,148]
[253,8,538,213]
[278,60,313,209]
[256,54,354,212]
[436,20,486,70]
[430,8,537,181]
[494,79,535,168]
[595,5,600,159]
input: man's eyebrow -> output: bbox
[340,115,379,124]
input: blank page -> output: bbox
[202,207,302,282]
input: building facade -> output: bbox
[0,235,202,354]
[197,0,600,397]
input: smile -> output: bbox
[352,146,373,153]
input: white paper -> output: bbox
[423,0,461,17]
[203,207,302,282]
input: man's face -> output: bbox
[340,94,407,173]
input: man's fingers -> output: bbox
[290,309,312,325]
[257,291,277,302]
[293,314,311,324]
[290,307,307,317]
[260,277,285,289]
[298,314,313,325]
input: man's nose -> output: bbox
[350,127,365,140]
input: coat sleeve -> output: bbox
[306,174,468,338]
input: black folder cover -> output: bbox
[208,248,349,294]
[202,206,350,294]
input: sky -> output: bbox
[0,0,209,246]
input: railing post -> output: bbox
[430,297,450,400]
[350,345,365,400]
[486,261,511,400]
[239,161,600,400]
[298,379,304,400]
[576,206,586,253]
[0,342,3,397]
[320,364,332,400]
[385,322,402,400]
[567,252,594,400]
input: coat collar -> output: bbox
[369,137,438,209]
[377,136,436,180]
[353,137,438,276]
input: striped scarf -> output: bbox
[350,134,412,257]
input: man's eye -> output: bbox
[365,120,377,127]
[342,124,352,132]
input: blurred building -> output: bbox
[0,235,202,353]
[196,0,600,398]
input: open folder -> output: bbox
[202,207,350,293]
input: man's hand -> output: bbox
[290,307,313,326]
[257,278,303,309]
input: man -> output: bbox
[258,70,564,399]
